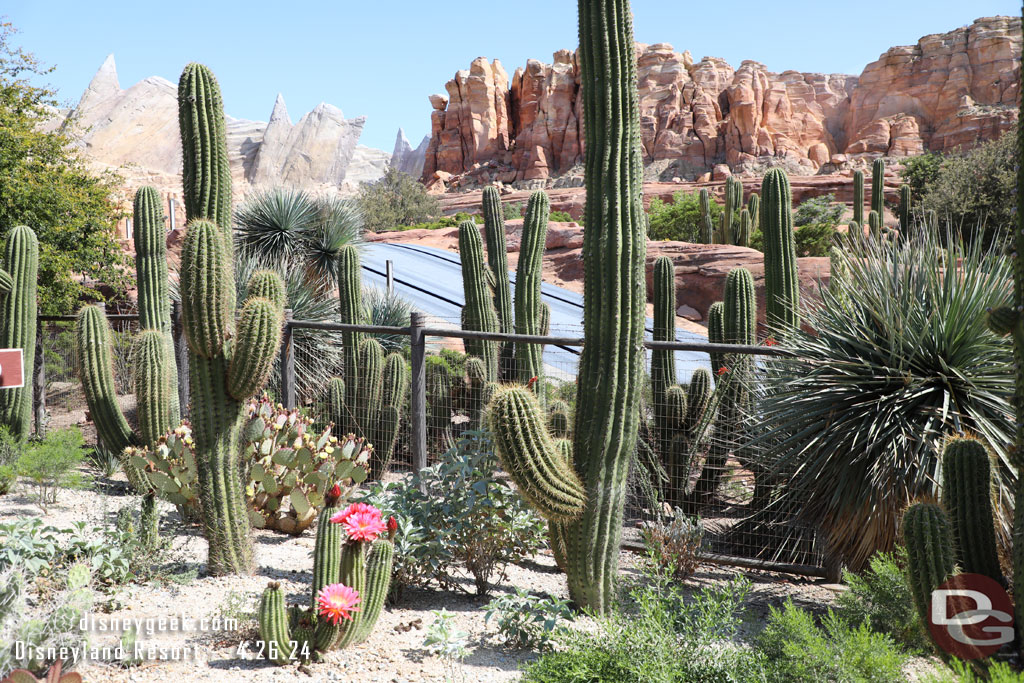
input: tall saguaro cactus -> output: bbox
[459,221,500,382]
[898,184,912,234]
[0,226,38,441]
[489,0,647,614]
[178,64,285,576]
[651,256,677,402]
[760,168,800,330]
[871,158,885,222]
[852,170,864,227]
[482,187,515,378]
[336,245,365,436]
[514,191,550,389]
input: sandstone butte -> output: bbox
[421,15,1021,191]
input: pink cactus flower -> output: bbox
[316,583,360,625]
[343,511,388,542]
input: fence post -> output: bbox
[171,301,189,416]
[386,260,394,293]
[409,312,428,477]
[281,310,296,410]
[32,320,46,437]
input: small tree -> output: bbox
[647,190,722,242]
[356,167,440,232]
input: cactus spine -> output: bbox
[760,168,800,330]
[0,226,38,441]
[746,193,760,235]
[459,221,500,382]
[707,302,725,375]
[514,191,550,389]
[898,184,912,234]
[699,189,714,244]
[651,256,677,399]
[736,208,751,248]
[868,210,881,236]
[337,245,365,436]
[941,437,1001,582]
[902,501,956,631]
[853,170,864,227]
[871,158,885,221]
[178,64,285,576]
[483,186,515,379]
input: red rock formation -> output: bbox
[423,16,1021,188]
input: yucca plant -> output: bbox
[745,226,1014,573]
[363,286,413,353]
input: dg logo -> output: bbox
[929,573,1014,660]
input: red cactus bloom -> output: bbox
[763,337,778,347]
[717,366,730,376]
[325,483,342,505]
[527,376,538,388]
[343,511,388,542]
[316,583,360,625]
[387,516,398,533]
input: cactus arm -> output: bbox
[760,169,800,330]
[458,221,501,382]
[373,353,407,477]
[707,302,725,375]
[134,330,174,447]
[180,220,233,358]
[941,438,1002,582]
[651,256,677,394]
[514,191,551,388]
[227,296,284,401]
[352,538,395,643]
[0,226,38,440]
[902,502,956,635]
[0,269,11,296]
[331,541,368,649]
[258,583,295,665]
[483,186,514,336]
[247,270,288,310]
[489,386,587,522]
[871,158,885,221]
[337,245,364,435]
[75,306,137,453]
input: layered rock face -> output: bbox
[423,16,1021,189]
[60,55,394,201]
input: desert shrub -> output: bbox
[794,193,844,228]
[746,229,1013,572]
[357,167,440,232]
[361,431,546,597]
[0,428,19,467]
[503,202,525,220]
[423,609,469,681]
[639,510,704,580]
[757,601,907,683]
[387,212,483,232]
[917,125,1016,249]
[900,152,942,202]
[794,222,838,257]
[483,588,574,651]
[0,467,13,495]
[549,210,574,222]
[0,518,132,585]
[835,548,928,652]
[647,190,723,242]
[16,428,88,510]
[521,572,763,683]
[85,446,120,478]
[922,659,1024,682]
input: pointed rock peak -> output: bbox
[310,101,343,118]
[268,94,291,126]
[79,54,120,107]
[392,128,412,157]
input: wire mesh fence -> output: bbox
[32,311,824,574]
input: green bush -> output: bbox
[900,153,941,202]
[0,465,15,495]
[0,517,132,584]
[549,210,574,223]
[356,166,441,232]
[750,222,836,257]
[758,601,907,682]
[361,431,546,598]
[483,587,573,651]
[647,191,723,242]
[16,428,88,510]
[922,659,1024,682]
[836,548,928,652]
[794,194,844,228]
[503,202,524,220]
[386,212,483,232]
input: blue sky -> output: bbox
[5,1,1019,152]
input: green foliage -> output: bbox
[549,210,574,222]
[361,431,546,597]
[794,193,844,228]
[835,548,929,652]
[0,23,129,314]
[900,153,942,202]
[922,659,1024,683]
[503,202,524,220]
[15,429,88,510]
[794,222,838,257]
[356,167,441,232]
[423,608,469,681]
[0,518,133,585]
[757,600,908,683]
[647,191,723,242]
[639,511,704,580]
[483,588,574,651]
[748,229,1014,571]
[0,466,13,495]
[85,447,120,478]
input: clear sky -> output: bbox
[4,1,1020,152]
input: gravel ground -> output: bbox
[1,468,944,682]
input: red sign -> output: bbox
[928,573,1014,660]
[0,349,24,389]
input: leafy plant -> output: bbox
[639,511,704,580]
[483,588,573,651]
[364,286,414,352]
[793,193,844,228]
[747,228,1014,571]
[423,609,469,683]
[15,429,88,510]
[0,466,14,495]
[85,447,119,478]
[647,190,723,242]
[922,659,1024,682]
[794,222,837,257]
[549,210,574,222]
[757,601,908,683]
[357,167,440,232]
[835,548,928,652]
[361,431,546,597]
[0,519,62,576]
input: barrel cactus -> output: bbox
[0,225,38,441]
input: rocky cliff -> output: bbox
[423,16,1021,190]
[59,55,422,205]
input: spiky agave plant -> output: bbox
[746,226,1014,572]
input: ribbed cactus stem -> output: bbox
[868,210,881,236]
[707,301,725,375]
[465,356,488,432]
[327,378,346,433]
[661,385,689,505]
[871,158,885,220]
[247,270,288,310]
[721,177,736,245]
[227,297,283,400]
[351,538,395,643]
[75,306,137,453]
[724,267,756,348]
[898,184,912,233]
[373,353,407,477]
[651,256,677,397]
[760,168,800,330]
[338,245,364,436]
[489,386,587,522]
[853,170,864,227]
[459,221,500,382]
[258,583,294,665]
[134,187,179,423]
[483,186,514,381]
[746,193,760,234]
[548,400,571,438]
[355,338,384,442]
[134,330,174,447]
[686,368,712,430]
[941,437,1002,582]
[736,208,751,248]
[902,502,956,632]
[0,226,38,441]
[514,191,550,389]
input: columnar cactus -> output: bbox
[699,189,714,245]
[487,0,647,612]
[426,356,454,454]
[941,437,1001,582]
[707,302,725,375]
[0,226,38,441]
[258,494,396,663]
[482,186,515,379]
[458,221,500,382]
[902,501,956,631]
[718,176,743,245]
[465,357,490,431]
[746,193,760,235]
[514,191,550,389]
[871,158,885,221]
[852,170,865,228]
[760,168,800,330]
[337,245,365,436]
[868,210,881,236]
[178,63,285,575]
[651,256,677,400]
[898,184,912,234]
[737,208,752,248]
